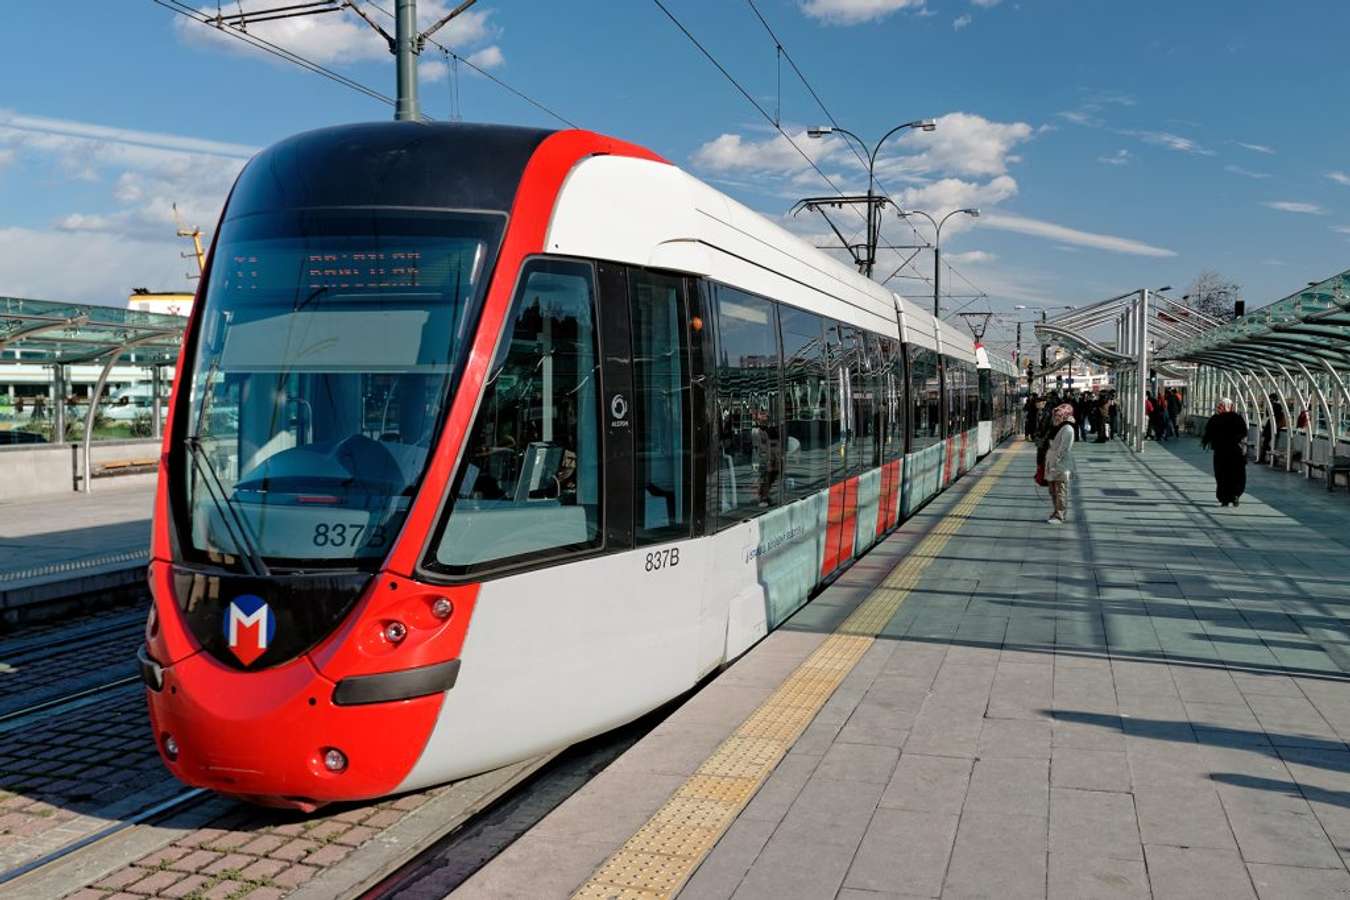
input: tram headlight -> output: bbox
[322,748,348,773]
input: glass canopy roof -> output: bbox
[0,296,187,367]
[1160,268,1350,367]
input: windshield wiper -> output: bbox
[185,436,270,577]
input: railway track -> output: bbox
[0,604,685,899]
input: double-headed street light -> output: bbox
[805,120,936,278]
[897,207,981,318]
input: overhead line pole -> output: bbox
[394,0,419,121]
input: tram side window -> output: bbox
[909,346,941,449]
[944,356,962,435]
[779,305,831,501]
[844,326,877,473]
[430,259,602,574]
[964,362,980,430]
[630,270,691,544]
[877,337,904,462]
[978,368,993,421]
[715,286,783,525]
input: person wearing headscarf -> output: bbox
[1044,402,1076,523]
[1201,398,1248,507]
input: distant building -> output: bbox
[128,288,194,318]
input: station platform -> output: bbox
[454,437,1350,900]
[0,484,152,623]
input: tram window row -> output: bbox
[427,256,982,580]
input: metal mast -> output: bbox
[394,0,419,121]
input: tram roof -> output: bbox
[0,296,186,367]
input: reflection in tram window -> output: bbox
[909,346,941,449]
[715,286,782,525]
[843,325,877,473]
[432,259,602,573]
[779,306,831,501]
[182,209,502,568]
[630,270,691,544]
[877,337,905,462]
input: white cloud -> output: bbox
[884,112,1035,179]
[173,2,497,64]
[691,128,835,178]
[0,227,189,303]
[947,250,997,264]
[1224,164,1269,179]
[1262,201,1327,215]
[1237,142,1276,155]
[979,212,1177,257]
[896,175,1018,220]
[971,0,1002,6]
[1332,225,1350,235]
[0,112,254,301]
[1057,110,1099,127]
[953,14,972,29]
[467,45,505,70]
[1098,149,1130,166]
[1328,171,1350,187]
[1123,130,1214,156]
[0,147,13,168]
[419,58,449,83]
[799,0,926,25]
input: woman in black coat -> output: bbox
[1201,398,1248,507]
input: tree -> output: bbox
[1183,270,1242,322]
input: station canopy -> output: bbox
[1160,268,1350,369]
[0,296,186,367]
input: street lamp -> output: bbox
[806,120,936,277]
[899,208,981,318]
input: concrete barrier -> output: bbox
[0,438,160,501]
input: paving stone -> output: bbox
[943,811,1047,900]
[877,753,972,815]
[1050,748,1131,792]
[978,717,1052,759]
[203,879,246,900]
[1144,844,1256,900]
[161,875,211,898]
[1047,853,1150,899]
[304,842,351,866]
[123,869,184,895]
[1246,862,1350,899]
[964,757,1049,817]
[811,741,899,785]
[273,863,318,888]
[680,814,777,900]
[1049,788,1141,860]
[1220,796,1344,868]
[1133,786,1237,850]
[842,808,959,898]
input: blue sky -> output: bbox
[2,0,1348,353]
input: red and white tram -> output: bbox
[138,123,1013,808]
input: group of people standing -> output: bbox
[1145,387,1184,442]
[1022,389,1118,446]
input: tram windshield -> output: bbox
[183,209,503,569]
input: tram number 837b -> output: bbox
[644,547,681,572]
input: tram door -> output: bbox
[595,264,713,676]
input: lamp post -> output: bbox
[898,208,981,318]
[806,120,936,278]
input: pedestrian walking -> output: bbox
[1201,398,1248,507]
[1023,393,1039,441]
[1166,388,1183,438]
[1044,402,1076,524]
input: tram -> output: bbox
[976,345,1021,456]
[138,122,1013,808]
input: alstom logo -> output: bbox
[223,594,276,667]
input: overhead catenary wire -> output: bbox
[742,0,988,313]
[360,0,579,128]
[151,0,400,109]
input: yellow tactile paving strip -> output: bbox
[571,445,1025,900]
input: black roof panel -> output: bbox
[226,121,556,219]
